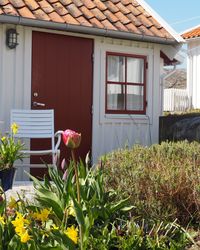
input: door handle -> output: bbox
[33,101,45,107]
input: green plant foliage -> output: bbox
[28,160,132,249]
[163,109,200,116]
[88,219,190,250]
[102,141,200,226]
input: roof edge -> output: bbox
[137,0,185,43]
[180,24,200,35]
[0,14,179,45]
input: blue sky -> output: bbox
[145,0,200,33]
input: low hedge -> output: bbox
[102,141,200,226]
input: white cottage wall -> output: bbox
[187,39,200,109]
[92,38,162,162]
[0,24,163,176]
[0,24,32,133]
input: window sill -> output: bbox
[103,113,152,124]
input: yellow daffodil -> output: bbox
[12,212,30,227]
[20,230,31,243]
[68,202,76,217]
[8,196,17,209]
[0,215,5,225]
[51,224,59,230]
[1,136,6,142]
[32,208,51,223]
[15,226,26,236]
[64,225,79,244]
[11,123,19,135]
[39,208,51,222]
[12,212,31,243]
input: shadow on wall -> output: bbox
[159,115,200,143]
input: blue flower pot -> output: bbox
[0,168,16,191]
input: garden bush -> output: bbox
[102,141,200,226]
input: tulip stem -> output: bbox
[71,149,80,203]
[71,149,83,250]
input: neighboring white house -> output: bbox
[182,25,200,109]
[0,0,184,180]
[163,68,190,112]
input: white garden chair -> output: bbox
[10,109,62,169]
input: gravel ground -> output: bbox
[5,181,35,201]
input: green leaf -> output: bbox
[35,188,64,220]
[107,197,130,214]
[71,196,86,234]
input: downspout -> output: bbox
[0,15,180,45]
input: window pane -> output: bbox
[107,55,125,82]
[107,84,125,110]
[127,57,144,83]
[127,85,144,111]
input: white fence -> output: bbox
[164,88,191,112]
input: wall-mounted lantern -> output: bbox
[6,28,18,49]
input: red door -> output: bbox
[31,31,93,176]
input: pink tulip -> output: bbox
[62,129,81,149]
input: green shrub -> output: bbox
[102,141,200,226]
[88,219,191,250]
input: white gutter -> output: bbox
[137,0,185,43]
[0,14,179,45]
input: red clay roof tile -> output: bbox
[127,13,142,26]
[24,0,39,11]
[93,0,107,11]
[49,10,65,22]
[3,3,19,15]
[47,0,59,3]
[104,9,118,23]
[90,7,106,21]
[115,20,128,31]
[59,0,72,6]
[80,5,94,19]
[102,18,117,30]
[62,13,79,24]
[132,0,139,7]
[126,4,140,16]
[67,3,82,17]
[182,26,200,39]
[110,0,120,4]
[137,14,153,28]
[90,16,104,28]
[39,0,54,14]
[138,24,154,36]
[120,0,131,5]
[33,8,50,20]
[81,0,95,9]
[73,0,83,7]
[126,22,141,34]
[105,1,119,13]
[0,0,9,6]
[9,0,25,8]
[115,11,131,25]
[18,6,35,18]
[149,26,164,37]
[0,0,175,42]
[116,2,130,15]
[148,16,162,29]
[52,2,68,15]
[76,15,92,26]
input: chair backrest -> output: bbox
[10,109,55,140]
